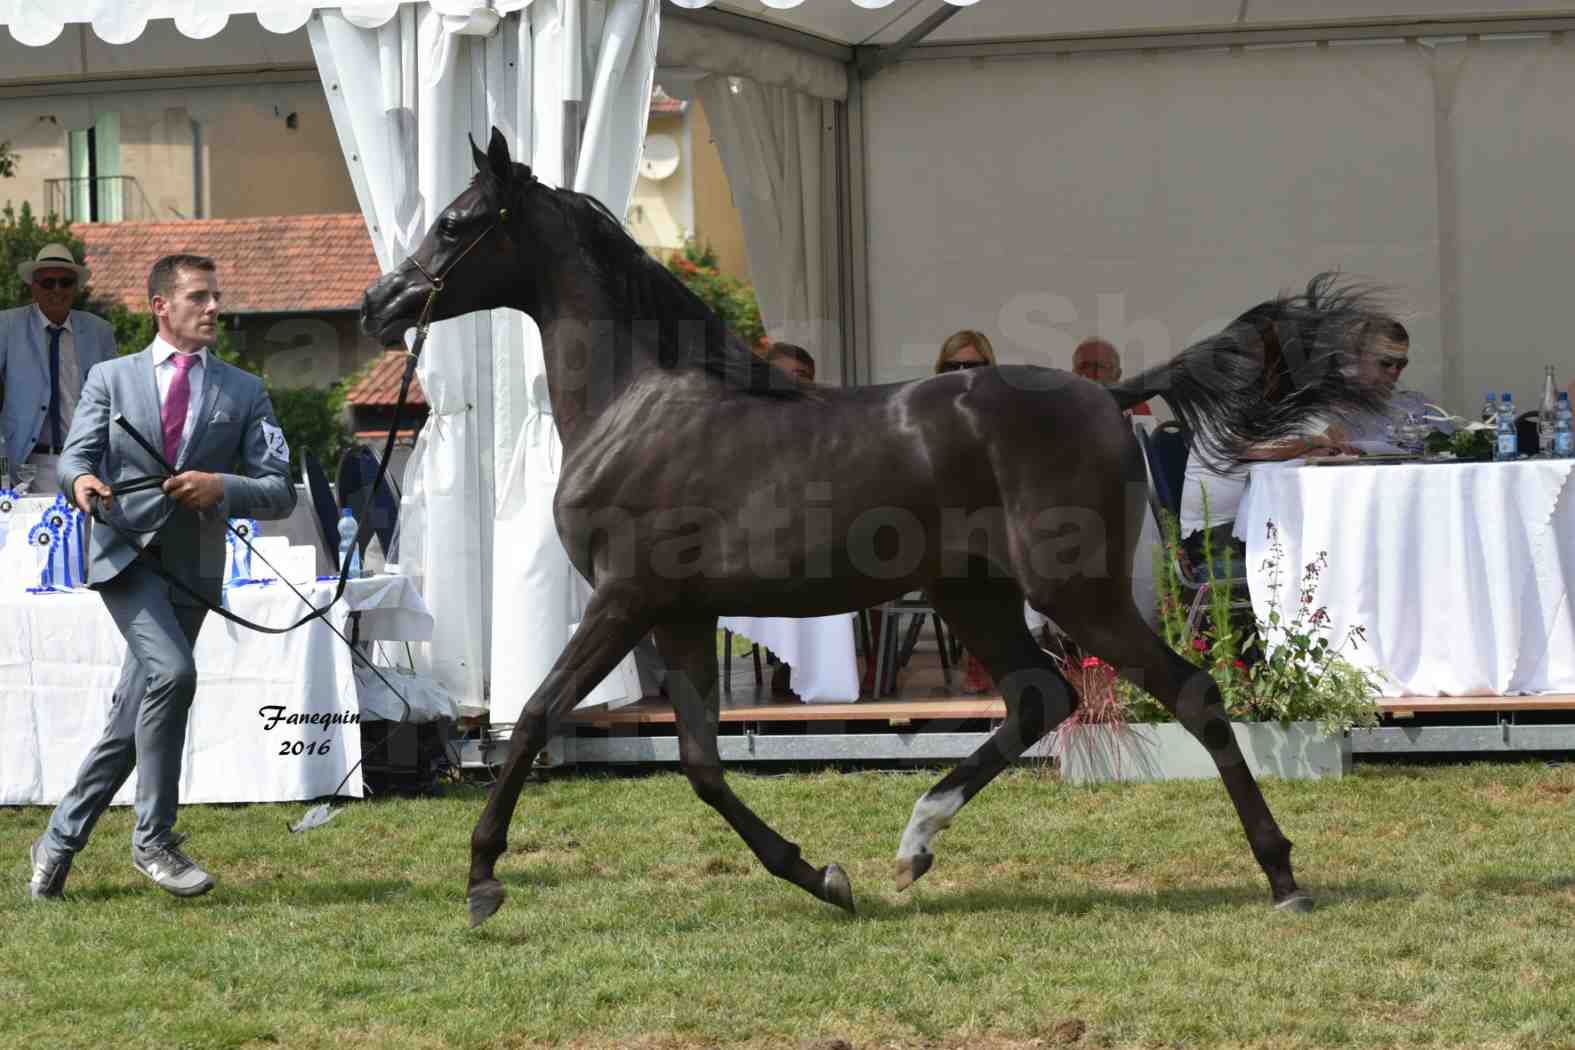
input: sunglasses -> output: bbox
[940,359,987,372]
[35,276,77,291]
[1369,352,1409,373]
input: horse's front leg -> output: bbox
[655,619,855,914]
[467,584,651,927]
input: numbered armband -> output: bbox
[258,416,291,466]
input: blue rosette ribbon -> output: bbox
[226,518,259,585]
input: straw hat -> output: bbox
[18,242,90,285]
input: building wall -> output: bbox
[625,110,690,262]
[203,93,359,219]
[0,80,355,223]
[688,96,751,283]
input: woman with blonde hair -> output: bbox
[934,329,996,374]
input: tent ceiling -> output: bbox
[712,0,1575,47]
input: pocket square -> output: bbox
[211,410,233,424]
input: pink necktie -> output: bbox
[161,352,199,467]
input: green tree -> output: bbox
[0,141,16,179]
[664,239,767,349]
[1,202,86,310]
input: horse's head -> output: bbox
[361,127,556,344]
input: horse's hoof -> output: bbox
[821,863,856,914]
[467,879,506,927]
[1274,892,1314,914]
[894,851,934,892]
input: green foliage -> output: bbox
[0,140,15,179]
[664,238,767,350]
[1111,502,1383,734]
[268,384,351,472]
[0,202,86,311]
[1425,425,1494,461]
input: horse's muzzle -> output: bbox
[360,271,424,344]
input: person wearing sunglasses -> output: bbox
[934,329,996,374]
[1333,320,1452,448]
[0,242,118,484]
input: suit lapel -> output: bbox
[133,346,162,466]
[178,354,224,469]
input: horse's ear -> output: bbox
[469,132,489,175]
[487,127,513,183]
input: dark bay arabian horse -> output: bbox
[362,130,1389,927]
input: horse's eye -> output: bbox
[440,216,461,238]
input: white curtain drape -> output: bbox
[693,75,832,371]
[487,0,659,727]
[306,4,522,713]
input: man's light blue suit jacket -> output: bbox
[0,305,118,465]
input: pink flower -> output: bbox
[1191,638,1209,652]
[1234,659,1247,671]
[1081,656,1105,669]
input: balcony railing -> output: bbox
[43,175,156,223]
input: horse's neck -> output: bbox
[536,284,663,449]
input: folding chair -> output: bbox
[865,593,954,697]
[1135,422,1251,644]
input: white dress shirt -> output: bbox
[33,304,82,442]
[152,336,208,464]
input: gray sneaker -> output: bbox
[132,835,215,898]
[27,837,70,900]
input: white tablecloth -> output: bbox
[1237,459,1575,697]
[0,574,436,806]
[719,615,861,703]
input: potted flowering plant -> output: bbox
[1049,515,1382,784]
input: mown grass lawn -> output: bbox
[4,761,1575,1050]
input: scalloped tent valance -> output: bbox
[0,1,533,47]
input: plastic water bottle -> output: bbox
[1480,391,1498,425]
[337,508,362,578]
[1538,366,1558,457]
[1495,392,1518,461]
[1554,392,1574,459]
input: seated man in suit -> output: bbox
[27,253,297,902]
[0,243,117,483]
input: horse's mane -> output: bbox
[527,178,812,401]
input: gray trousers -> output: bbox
[42,559,207,860]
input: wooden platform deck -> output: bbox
[559,650,1575,728]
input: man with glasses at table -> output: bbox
[1333,320,1452,446]
[0,243,118,487]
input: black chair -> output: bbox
[1516,411,1541,457]
[336,443,400,560]
[1134,422,1250,643]
[302,450,342,559]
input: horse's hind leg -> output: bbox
[655,619,855,914]
[467,585,652,927]
[1058,589,1310,911]
[895,582,1075,890]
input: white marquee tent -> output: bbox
[5,0,1574,715]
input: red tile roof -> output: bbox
[75,213,382,315]
[345,349,427,407]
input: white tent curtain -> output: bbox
[310,0,656,721]
[693,75,832,370]
[487,0,659,728]
[306,3,517,713]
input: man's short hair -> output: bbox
[148,254,217,305]
[1368,319,1409,346]
[765,342,815,375]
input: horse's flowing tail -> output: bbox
[1109,273,1393,467]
